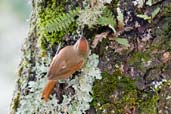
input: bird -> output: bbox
[42,37,89,102]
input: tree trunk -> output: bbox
[10,0,171,114]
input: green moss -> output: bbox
[37,0,77,51]
[128,51,151,64]
[159,1,171,18]
[138,92,159,114]
[110,0,120,9]
[92,69,159,114]
[152,17,171,50]
[92,70,137,114]
[11,92,20,112]
[128,51,151,71]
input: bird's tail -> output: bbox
[42,80,57,102]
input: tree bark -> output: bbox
[10,0,171,114]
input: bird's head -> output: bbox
[74,37,89,57]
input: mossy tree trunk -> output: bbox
[10,0,171,114]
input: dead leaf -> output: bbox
[161,52,170,63]
[92,31,109,48]
[117,7,124,30]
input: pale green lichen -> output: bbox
[151,79,171,91]
[16,53,101,114]
[78,5,104,28]
[77,0,115,29]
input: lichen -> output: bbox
[77,4,104,29]
[16,53,101,114]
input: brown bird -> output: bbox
[42,37,89,102]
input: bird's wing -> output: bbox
[48,60,84,80]
[47,54,67,80]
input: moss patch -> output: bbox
[92,69,159,114]
[37,0,78,51]
[10,92,20,112]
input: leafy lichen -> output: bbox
[16,53,101,114]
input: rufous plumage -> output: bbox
[42,37,89,102]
